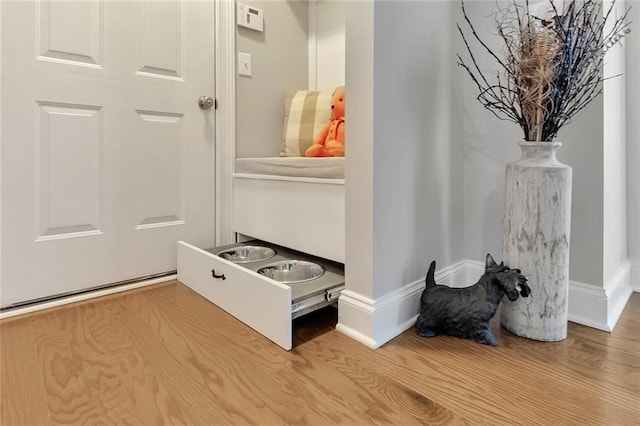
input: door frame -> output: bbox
[215,0,236,246]
[0,2,3,298]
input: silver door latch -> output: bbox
[198,96,215,110]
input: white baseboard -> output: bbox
[0,275,175,320]
[336,259,477,349]
[336,283,422,349]
[604,261,633,330]
[632,261,640,292]
[568,260,633,331]
[455,260,484,286]
[567,280,609,330]
[337,258,636,349]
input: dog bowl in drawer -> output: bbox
[217,246,276,263]
[257,260,325,284]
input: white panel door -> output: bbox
[1,0,215,307]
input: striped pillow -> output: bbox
[280,90,333,157]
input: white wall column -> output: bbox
[339,0,465,348]
[627,3,640,292]
[338,0,378,347]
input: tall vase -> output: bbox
[501,141,572,341]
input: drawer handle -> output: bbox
[211,269,226,280]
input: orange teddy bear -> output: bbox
[305,87,345,157]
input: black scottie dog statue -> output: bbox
[416,254,531,346]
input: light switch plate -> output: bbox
[238,52,252,77]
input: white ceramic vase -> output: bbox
[501,141,572,341]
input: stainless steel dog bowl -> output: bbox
[257,260,325,283]
[217,246,276,263]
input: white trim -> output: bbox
[438,259,483,287]
[215,0,236,246]
[568,280,609,330]
[336,259,477,349]
[568,260,633,331]
[335,322,377,349]
[0,275,176,320]
[0,1,3,301]
[604,260,633,330]
[631,261,640,292]
[308,0,318,90]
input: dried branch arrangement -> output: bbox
[458,0,631,142]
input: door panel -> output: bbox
[36,101,103,240]
[137,0,183,79]
[1,0,215,307]
[135,110,184,228]
[38,0,102,67]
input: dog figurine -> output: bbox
[415,254,531,346]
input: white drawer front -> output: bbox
[177,241,293,350]
[232,176,345,263]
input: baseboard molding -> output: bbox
[337,258,635,348]
[336,285,421,349]
[453,260,484,286]
[0,275,176,320]
[336,259,475,349]
[568,261,633,331]
[604,261,633,330]
[567,280,609,330]
[632,261,640,292]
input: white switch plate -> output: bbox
[238,52,252,77]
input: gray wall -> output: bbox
[556,103,605,285]
[458,0,523,262]
[346,0,465,299]
[628,2,640,289]
[458,1,605,286]
[235,0,309,158]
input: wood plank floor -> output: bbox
[1,281,638,425]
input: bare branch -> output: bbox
[457,0,632,141]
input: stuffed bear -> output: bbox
[305,87,345,157]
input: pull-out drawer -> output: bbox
[177,240,344,350]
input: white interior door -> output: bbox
[1,0,216,307]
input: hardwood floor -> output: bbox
[1,281,638,425]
